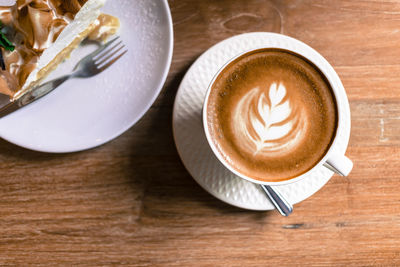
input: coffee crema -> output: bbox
[206,48,338,182]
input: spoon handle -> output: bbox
[261,185,293,216]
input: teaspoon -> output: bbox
[260,185,293,216]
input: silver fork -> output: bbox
[12,36,127,108]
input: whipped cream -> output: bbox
[0,0,93,95]
[0,0,120,98]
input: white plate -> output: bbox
[0,0,173,153]
[172,32,351,210]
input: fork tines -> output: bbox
[94,37,128,71]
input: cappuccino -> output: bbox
[206,48,338,182]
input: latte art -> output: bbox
[233,82,307,155]
[206,48,338,182]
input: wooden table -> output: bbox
[1,0,399,265]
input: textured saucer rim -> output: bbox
[172,32,351,210]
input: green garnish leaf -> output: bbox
[0,20,14,52]
[0,20,14,71]
[0,32,14,52]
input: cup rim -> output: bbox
[202,37,348,186]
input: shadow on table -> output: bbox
[0,55,274,223]
[0,137,71,161]
[125,57,274,222]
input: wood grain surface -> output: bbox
[1,0,399,265]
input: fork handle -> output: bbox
[19,75,71,106]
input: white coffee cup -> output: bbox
[202,36,353,186]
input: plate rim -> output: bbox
[0,0,174,153]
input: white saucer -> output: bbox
[172,32,351,210]
[0,0,173,153]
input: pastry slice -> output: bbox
[0,0,120,99]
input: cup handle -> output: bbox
[323,151,353,176]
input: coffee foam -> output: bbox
[233,82,307,156]
[206,49,337,182]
